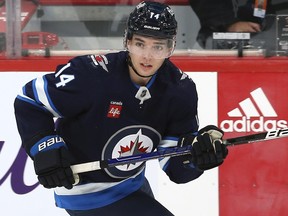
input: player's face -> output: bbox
[127,34,172,80]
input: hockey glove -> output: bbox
[28,135,75,189]
[180,125,228,171]
[34,146,75,189]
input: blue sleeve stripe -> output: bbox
[43,76,63,117]
[33,76,62,117]
[158,138,178,149]
[30,135,66,157]
[22,86,26,95]
[161,160,170,171]
[162,136,178,141]
[32,79,41,105]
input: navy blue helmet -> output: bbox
[124,1,177,48]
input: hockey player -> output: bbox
[14,1,228,215]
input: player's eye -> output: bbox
[135,42,144,48]
[153,45,164,51]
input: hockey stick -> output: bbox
[71,128,288,175]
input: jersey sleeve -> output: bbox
[157,72,204,183]
[14,55,99,151]
[166,72,199,136]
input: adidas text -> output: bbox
[220,116,288,132]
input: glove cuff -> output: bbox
[29,135,66,158]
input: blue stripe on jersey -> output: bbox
[32,79,41,104]
[43,76,62,116]
[161,160,170,171]
[54,172,145,210]
[158,137,178,171]
[162,136,178,141]
[22,86,26,95]
[32,76,62,117]
[30,135,66,157]
[157,146,171,171]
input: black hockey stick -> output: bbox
[71,128,288,176]
[223,127,288,145]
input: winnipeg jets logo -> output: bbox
[118,132,149,169]
[112,129,151,172]
[102,125,161,178]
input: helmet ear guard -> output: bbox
[124,1,177,54]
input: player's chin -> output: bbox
[140,69,156,77]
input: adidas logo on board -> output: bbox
[220,88,288,132]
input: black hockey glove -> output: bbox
[34,146,75,189]
[179,125,228,171]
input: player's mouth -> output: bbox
[140,63,152,70]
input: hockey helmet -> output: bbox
[124,1,177,48]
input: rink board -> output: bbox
[1,57,288,216]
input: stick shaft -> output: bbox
[71,128,288,174]
[224,127,288,146]
[71,145,192,174]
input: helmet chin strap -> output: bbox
[127,55,154,78]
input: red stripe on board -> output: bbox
[0,56,288,72]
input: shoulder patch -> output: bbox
[179,69,188,80]
[90,55,109,72]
